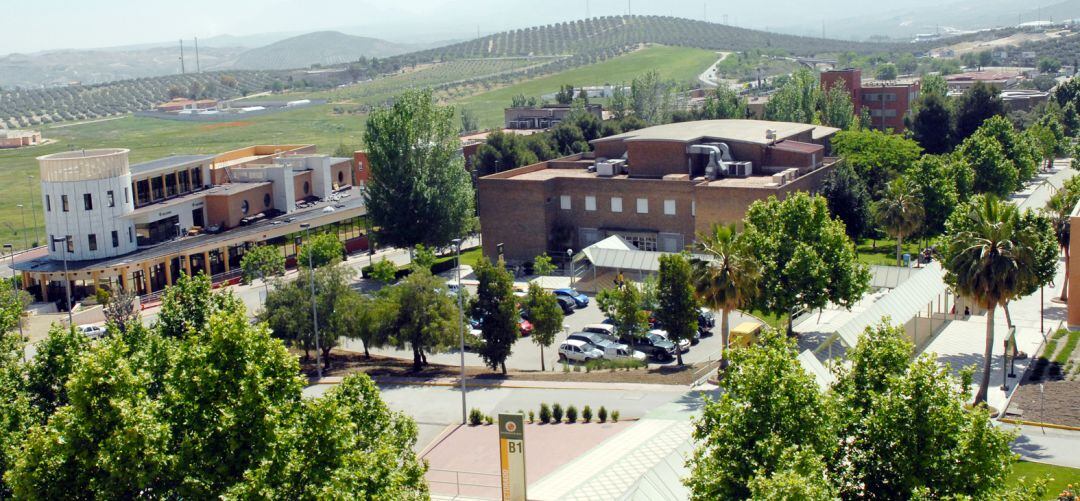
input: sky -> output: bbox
[0,0,944,54]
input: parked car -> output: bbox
[445,281,463,295]
[77,324,107,339]
[558,339,604,363]
[619,332,677,361]
[608,345,647,362]
[556,296,577,314]
[652,321,701,345]
[567,332,621,353]
[464,328,483,349]
[699,308,716,332]
[553,288,589,308]
[518,317,533,336]
[649,328,691,353]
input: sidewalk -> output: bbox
[1005,423,1080,469]
[310,374,692,393]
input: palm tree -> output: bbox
[690,224,761,370]
[943,196,1029,406]
[1046,188,1077,301]
[876,179,924,267]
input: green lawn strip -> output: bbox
[854,237,923,266]
[747,309,787,330]
[1052,330,1080,365]
[1006,461,1080,498]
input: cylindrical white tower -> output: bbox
[38,149,137,261]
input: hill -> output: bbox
[0,45,246,88]
[228,31,431,70]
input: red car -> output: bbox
[519,318,533,336]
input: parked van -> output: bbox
[729,321,764,349]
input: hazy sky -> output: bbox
[1,0,923,54]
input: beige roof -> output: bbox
[592,119,839,146]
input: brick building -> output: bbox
[478,119,840,262]
[820,68,920,133]
[0,129,41,148]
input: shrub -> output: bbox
[585,358,647,372]
[612,410,620,422]
[539,403,552,424]
[469,408,484,426]
[552,403,564,423]
[598,406,608,423]
[528,410,535,423]
[566,405,578,423]
[582,405,592,423]
[483,414,494,425]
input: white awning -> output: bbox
[798,349,836,391]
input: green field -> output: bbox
[0,45,719,250]
[455,45,720,127]
[855,237,923,267]
[1007,461,1080,498]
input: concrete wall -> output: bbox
[1069,211,1080,327]
[42,174,137,261]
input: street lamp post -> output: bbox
[452,238,466,425]
[566,248,574,287]
[51,237,73,327]
[16,204,28,250]
[3,244,24,344]
[300,224,321,379]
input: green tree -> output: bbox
[472,257,517,374]
[525,283,562,371]
[474,129,539,176]
[973,115,1039,184]
[685,331,834,500]
[820,161,874,240]
[459,107,479,133]
[0,328,35,498]
[338,291,390,358]
[364,89,475,249]
[655,254,698,366]
[959,132,1017,198]
[691,224,761,370]
[239,244,285,293]
[102,289,139,334]
[819,78,855,130]
[920,74,948,98]
[1038,56,1062,74]
[332,142,356,158]
[630,70,677,124]
[384,269,461,370]
[596,282,649,342]
[875,179,924,266]
[609,84,629,120]
[954,81,1006,144]
[746,448,838,501]
[903,155,959,236]
[941,196,1041,404]
[908,92,953,154]
[764,68,819,124]
[698,86,745,120]
[555,84,575,105]
[368,258,398,284]
[1028,113,1067,171]
[875,63,898,81]
[411,243,437,272]
[156,272,240,339]
[532,253,556,276]
[831,129,923,196]
[550,122,588,155]
[24,324,89,418]
[742,193,870,333]
[298,232,344,268]
[261,263,356,366]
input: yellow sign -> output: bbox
[498,413,526,501]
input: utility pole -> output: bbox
[179,39,186,74]
[195,37,201,73]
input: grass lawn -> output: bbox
[855,237,923,266]
[433,247,483,269]
[454,45,720,128]
[1007,461,1080,498]
[747,309,788,330]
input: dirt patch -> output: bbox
[199,121,253,130]
[298,349,714,386]
[1005,331,1080,427]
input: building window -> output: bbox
[45,195,51,212]
[241,200,250,215]
[191,167,202,188]
[664,199,676,215]
[83,193,93,210]
[636,198,648,214]
[150,177,164,200]
[179,170,190,193]
[111,230,119,248]
[585,196,596,211]
[303,181,310,195]
[107,190,115,208]
[49,235,55,252]
[62,195,69,212]
[124,187,130,203]
[264,193,272,208]
[88,234,97,251]
[165,173,178,197]
[128,227,134,243]
[611,197,623,213]
[66,236,74,253]
[560,195,571,210]
[338,171,344,183]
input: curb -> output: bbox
[1000,417,1080,432]
[371,377,691,392]
[418,423,460,459]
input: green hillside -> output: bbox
[230,31,423,70]
[453,45,718,127]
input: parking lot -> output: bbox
[346,286,754,372]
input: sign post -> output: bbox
[498,413,527,501]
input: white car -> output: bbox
[604,345,647,362]
[558,339,603,363]
[77,324,107,339]
[649,328,690,353]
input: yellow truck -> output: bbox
[729,321,764,350]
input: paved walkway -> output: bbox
[312,375,692,393]
[1006,423,1080,469]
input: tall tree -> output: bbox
[525,283,562,372]
[261,263,355,367]
[156,272,241,339]
[831,129,923,196]
[383,269,460,370]
[655,254,698,366]
[764,68,819,124]
[596,282,649,342]
[697,86,745,120]
[742,193,870,333]
[239,244,285,294]
[875,179,924,266]
[691,224,761,370]
[472,258,517,374]
[972,115,1039,184]
[908,92,953,154]
[1046,176,1080,300]
[298,231,345,268]
[903,155,959,236]
[820,161,874,240]
[954,81,1006,144]
[364,89,475,249]
[959,133,1017,198]
[337,292,390,358]
[941,196,1039,404]
[630,70,677,125]
[24,324,89,418]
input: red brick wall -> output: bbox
[626,141,689,178]
[352,151,369,185]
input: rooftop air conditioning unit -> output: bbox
[597,161,623,177]
[725,161,753,178]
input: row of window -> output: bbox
[560,195,682,216]
[49,227,133,253]
[45,188,129,213]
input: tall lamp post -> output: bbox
[566,248,574,288]
[300,224,321,379]
[3,244,24,343]
[16,204,28,250]
[452,238,466,425]
[51,236,73,327]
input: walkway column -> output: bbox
[221,247,230,273]
[165,260,173,286]
[183,254,191,276]
[203,251,210,276]
[141,262,151,293]
[40,274,49,302]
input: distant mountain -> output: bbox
[226,31,435,70]
[0,45,245,88]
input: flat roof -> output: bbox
[130,154,215,177]
[592,119,839,146]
